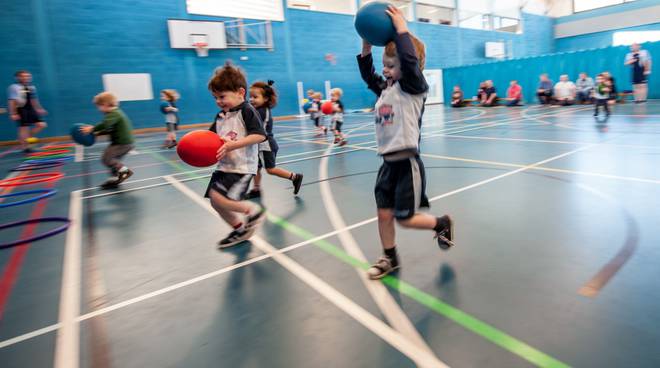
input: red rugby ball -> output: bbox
[176,130,224,167]
[321,101,334,115]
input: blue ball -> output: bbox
[303,101,313,113]
[355,2,396,47]
[70,123,96,147]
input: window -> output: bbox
[613,31,660,46]
[457,0,520,32]
[287,0,356,15]
[187,0,284,21]
[573,0,636,13]
[416,1,455,25]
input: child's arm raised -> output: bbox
[356,39,386,97]
[387,6,428,95]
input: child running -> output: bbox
[205,63,267,248]
[357,5,455,279]
[80,92,135,189]
[308,92,327,136]
[245,80,304,199]
[160,89,180,148]
[330,88,347,146]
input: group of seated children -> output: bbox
[451,79,522,107]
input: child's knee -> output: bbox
[36,122,47,128]
[265,168,277,175]
[377,209,395,223]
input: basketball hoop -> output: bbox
[193,42,209,57]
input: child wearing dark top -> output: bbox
[308,92,327,136]
[451,85,464,107]
[330,88,347,145]
[80,92,135,189]
[244,80,304,199]
[205,63,267,248]
[357,5,455,280]
[160,89,179,149]
[593,74,611,117]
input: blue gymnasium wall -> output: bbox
[555,0,660,52]
[0,0,553,141]
[443,41,660,104]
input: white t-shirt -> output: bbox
[554,81,576,99]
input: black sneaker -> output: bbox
[292,173,303,195]
[366,255,399,280]
[167,140,177,149]
[218,227,255,249]
[245,206,266,229]
[100,178,119,190]
[116,169,133,184]
[435,215,455,250]
[23,148,35,154]
[244,190,261,199]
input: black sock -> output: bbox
[384,247,397,260]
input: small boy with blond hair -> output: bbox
[160,89,180,148]
[205,62,267,248]
[329,88,346,145]
[80,92,135,189]
[308,92,327,136]
[357,5,455,279]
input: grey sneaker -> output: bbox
[116,168,133,184]
[218,227,255,249]
[366,256,399,280]
[435,215,455,250]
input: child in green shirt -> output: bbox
[80,92,135,189]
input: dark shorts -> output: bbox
[333,121,343,133]
[374,155,429,220]
[258,150,277,169]
[16,107,44,127]
[204,171,254,201]
[166,123,178,132]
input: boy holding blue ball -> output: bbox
[357,5,455,279]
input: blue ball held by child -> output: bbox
[70,123,96,147]
[303,101,313,113]
[355,1,396,47]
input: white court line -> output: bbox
[74,144,83,162]
[0,142,604,351]
[54,191,82,368]
[318,144,442,367]
[166,175,447,368]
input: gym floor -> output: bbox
[1,102,660,368]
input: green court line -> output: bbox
[148,151,570,368]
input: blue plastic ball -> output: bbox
[355,2,396,47]
[70,123,96,147]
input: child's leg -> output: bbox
[30,121,46,136]
[377,208,396,250]
[18,126,29,149]
[209,190,252,227]
[262,149,304,195]
[101,144,134,184]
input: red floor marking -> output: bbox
[0,173,61,321]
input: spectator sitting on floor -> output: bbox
[451,85,464,107]
[554,74,576,106]
[504,80,522,106]
[537,74,553,105]
[480,80,497,107]
[575,72,594,104]
[476,82,486,103]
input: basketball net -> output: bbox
[193,42,209,58]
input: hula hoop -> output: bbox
[11,161,65,172]
[28,149,70,156]
[26,156,74,164]
[0,172,64,187]
[0,217,70,249]
[42,143,75,150]
[24,153,72,161]
[0,189,57,208]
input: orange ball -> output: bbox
[176,130,224,167]
[321,101,334,115]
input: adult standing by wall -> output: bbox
[625,43,652,103]
[7,70,47,153]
